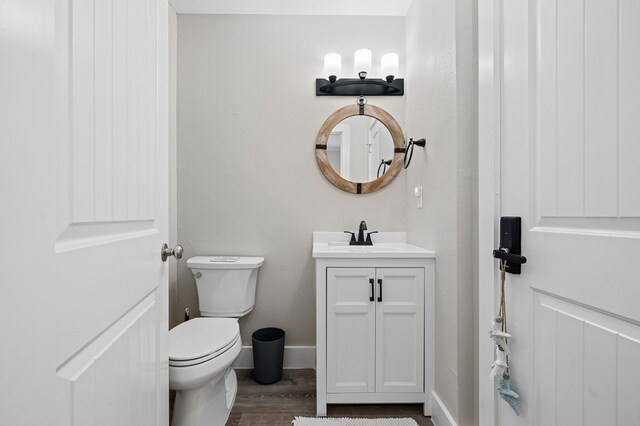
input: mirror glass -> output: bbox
[325,116,395,183]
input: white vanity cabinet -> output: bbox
[313,232,435,417]
[327,267,425,394]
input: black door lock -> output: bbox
[492,216,527,274]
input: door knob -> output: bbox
[161,243,183,262]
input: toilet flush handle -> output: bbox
[161,243,184,262]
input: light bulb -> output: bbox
[324,53,341,83]
[381,53,399,82]
[354,49,372,79]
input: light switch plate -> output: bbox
[414,186,423,208]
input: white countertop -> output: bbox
[312,232,435,259]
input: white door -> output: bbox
[375,268,424,393]
[327,268,376,393]
[0,1,169,425]
[479,0,640,425]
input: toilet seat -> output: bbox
[169,318,240,367]
[170,334,239,367]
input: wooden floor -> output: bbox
[225,369,434,426]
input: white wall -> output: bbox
[405,0,477,424]
[176,14,406,346]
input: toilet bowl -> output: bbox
[169,256,264,426]
[170,318,241,426]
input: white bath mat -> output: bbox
[292,417,418,426]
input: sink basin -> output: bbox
[312,232,435,258]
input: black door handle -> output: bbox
[377,279,382,302]
[369,278,374,302]
[492,249,527,265]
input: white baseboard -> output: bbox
[430,391,457,426]
[233,346,316,369]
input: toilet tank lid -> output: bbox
[187,256,264,270]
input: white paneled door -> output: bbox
[480,0,640,425]
[375,268,424,394]
[327,268,376,393]
[0,0,169,425]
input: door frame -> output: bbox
[478,0,502,424]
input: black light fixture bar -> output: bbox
[316,78,404,96]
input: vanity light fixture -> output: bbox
[316,49,404,96]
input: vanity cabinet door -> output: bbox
[327,268,376,393]
[375,268,425,393]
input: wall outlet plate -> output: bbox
[415,186,423,208]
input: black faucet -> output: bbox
[344,221,378,246]
[357,220,367,243]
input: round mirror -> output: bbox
[316,103,404,194]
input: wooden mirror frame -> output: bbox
[315,104,405,194]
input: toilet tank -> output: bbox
[187,256,264,318]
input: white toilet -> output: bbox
[169,256,264,426]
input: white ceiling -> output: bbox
[168,0,413,16]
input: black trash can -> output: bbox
[252,327,285,384]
